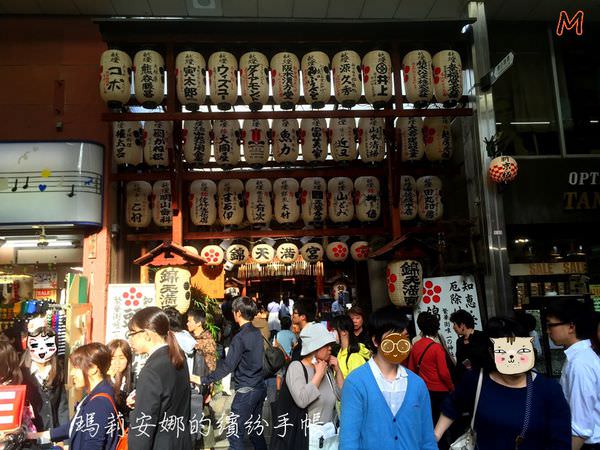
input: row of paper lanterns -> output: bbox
[100,48,462,110]
[126,176,382,228]
[113,116,453,169]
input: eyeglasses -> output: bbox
[126,330,144,339]
[546,322,569,329]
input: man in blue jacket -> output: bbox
[340,305,437,450]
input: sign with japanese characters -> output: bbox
[33,271,57,289]
[414,275,482,359]
[106,284,156,341]
[155,267,192,314]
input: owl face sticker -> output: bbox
[491,337,535,375]
[380,332,411,364]
[27,330,57,364]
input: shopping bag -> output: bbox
[309,422,339,450]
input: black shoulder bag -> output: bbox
[416,341,436,375]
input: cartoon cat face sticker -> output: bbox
[380,332,411,364]
[27,329,57,364]
[490,337,535,375]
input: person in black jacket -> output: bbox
[21,326,69,433]
[201,296,267,450]
[449,309,488,380]
[29,343,120,450]
[127,306,192,450]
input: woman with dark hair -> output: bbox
[330,314,370,378]
[107,339,133,423]
[29,342,120,450]
[126,306,191,450]
[163,306,197,375]
[434,317,571,450]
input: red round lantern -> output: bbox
[488,156,518,184]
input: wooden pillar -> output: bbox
[140,244,150,283]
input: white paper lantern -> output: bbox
[386,260,423,306]
[399,176,417,221]
[358,117,385,163]
[240,51,269,111]
[302,51,331,109]
[432,50,463,107]
[100,49,132,108]
[245,178,272,225]
[362,50,392,109]
[277,243,299,264]
[327,177,354,223]
[213,119,241,168]
[300,242,324,263]
[226,244,250,265]
[113,121,143,168]
[184,245,199,256]
[273,178,300,224]
[330,117,357,162]
[201,245,224,266]
[155,267,192,314]
[252,243,275,264]
[300,118,328,163]
[183,120,211,165]
[242,118,270,168]
[271,52,300,110]
[218,179,244,226]
[397,117,425,162]
[354,176,380,222]
[416,176,443,221]
[489,156,518,184]
[423,117,452,161]
[143,121,172,168]
[176,50,206,111]
[189,179,217,226]
[208,51,238,111]
[300,177,327,226]
[332,50,362,108]
[133,49,165,109]
[152,180,172,227]
[326,241,349,262]
[272,118,299,163]
[402,50,433,108]
[350,241,370,261]
[126,181,152,228]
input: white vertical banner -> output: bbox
[414,274,482,359]
[106,284,156,341]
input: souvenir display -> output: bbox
[326,241,349,262]
[301,51,331,109]
[362,50,393,108]
[350,241,370,261]
[432,50,463,107]
[182,120,211,165]
[126,181,152,228]
[240,51,269,111]
[416,176,443,221]
[208,51,238,111]
[300,118,328,163]
[489,156,518,184]
[218,179,245,226]
[397,117,425,162]
[175,50,206,111]
[276,243,299,264]
[99,49,132,108]
[399,176,417,221]
[245,178,273,226]
[242,118,270,168]
[271,51,300,110]
[423,117,453,161]
[252,243,275,264]
[272,118,300,163]
[273,178,300,224]
[200,245,224,266]
[133,49,165,109]
[300,177,327,226]
[225,244,250,265]
[330,117,357,162]
[155,266,192,314]
[332,50,362,108]
[113,121,143,168]
[189,180,217,226]
[143,121,172,169]
[357,117,385,163]
[386,260,423,306]
[152,180,172,227]
[300,242,324,263]
[327,177,354,223]
[354,176,381,222]
[213,119,241,168]
[402,50,433,108]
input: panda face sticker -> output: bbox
[491,337,535,375]
[380,332,411,364]
[27,333,57,364]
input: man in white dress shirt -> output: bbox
[547,300,600,450]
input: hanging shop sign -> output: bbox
[277,243,299,264]
[362,50,393,109]
[397,117,425,162]
[301,51,331,109]
[301,177,327,226]
[330,117,357,162]
[189,180,217,226]
[273,178,300,224]
[175,50,206,111]
[240,51,269,111]
[423,117,452,161]
[402,50,433,108]
[300,118,328,163]
[417,176,443,221]
[182,120,211,166]
[414,275,482,359]
[113,121,143,168]
[332,50,362,108]
[152,181,172,227]
[245,178,273,226]
[328,177,354,223]
[300,242,324,263]
[252,243,275,264]
[106,284,156,341]
[213,119,241,169]
[218,179,244,226]
[0,142,103,226]
[399,175,418,221]
[33,272,58,289]
[272,118,300,163]
[509,262,587,276]
[99,49,132,108]
[357,117,385,163]
[155,267,192,313]
[432,50,463,107]
[126,181,152,228]
[225,244,250,265]
[208,51,238,111]
[133,49,165,109]
[386,260,423,307]
[354,176,381,222]
[143,121,172,169]
[271,51,300,110]
[242,118,270,168]
[489,155,518,184]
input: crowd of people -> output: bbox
[0,295,598,450]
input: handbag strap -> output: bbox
[470,369,484,430]
[416,341,436,375]
[515,371,533,448]
[91,392,125,434]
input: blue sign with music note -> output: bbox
[0,142,103,226]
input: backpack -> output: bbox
[278,304,290,321]
[262,335,286,379]
[91,392,128,450]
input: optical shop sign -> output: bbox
[414,275,482,359]
[0,142,103,226]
